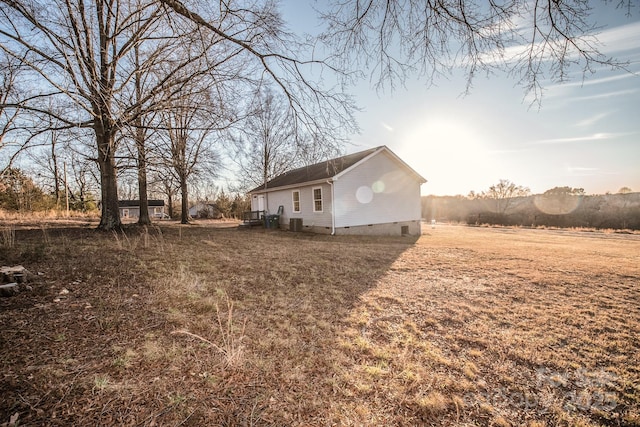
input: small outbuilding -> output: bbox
[188,202,221,219]
[248,146,426,236]
[118,200,166,220]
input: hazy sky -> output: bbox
[281,1,640,196]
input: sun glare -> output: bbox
[401,115,495,195]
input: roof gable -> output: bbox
[249,146,424,193]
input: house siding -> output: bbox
[333,151,422,229]
[247,146,425,236]
[258,183,333,230]
[118,203,165,220]
[120,207,140,219]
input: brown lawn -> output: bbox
[1,222,638,426]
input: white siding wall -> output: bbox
[250,194,264,212]
[259,182,333,229]
[118,206,163,219]
[264,190,290,223]
[333,151,422,228]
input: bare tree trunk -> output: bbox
[136,125,151,225]
[96,123,121,230]
[159,176,176,219]
[180,176,189,224]
[134,44,151,226]
[137,145,150,224]
[98,159,120,229]
[167,192,174,219]
[51,134,60,209]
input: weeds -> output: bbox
[40,225,49,245]
[172,290,247,368]
[93,375,110,393]
[10,241,48,262]
[112,229,133,251]
[111,226,168,253]
[1,223,638,426]
[112,348,136,369]
[0,226,15,248]
[416,391,448,415]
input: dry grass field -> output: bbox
[1,221,638,426]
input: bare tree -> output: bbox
[319,0,633,102]
[618,187,633,194]
[151,168,179,219]
[0,52,24,164]
[296,133,344,167]
[121,39,164,226]
[543,186,585,197]
[67,151,100,212]
[2,0,359,230]
[483,179,530,215]
[1,1,144,227]
[159,0,358,146]
[160,89,225,224]
[27,131,63,208]
[233,86,299,190]
[0,0,240,229]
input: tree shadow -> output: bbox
[0,223,420,425]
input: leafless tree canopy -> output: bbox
[319,0,634,101]
[483,178,530,214]
[232,86,302,190]
[0,0,358,229]
[2,0,633,228]
[0,52,24,158]
[158,0,359,140]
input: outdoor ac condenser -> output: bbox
[289,218,303,232]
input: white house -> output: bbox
[248,146,426,236]
[118,199,166,220]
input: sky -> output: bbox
[279,1,640,196]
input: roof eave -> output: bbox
[249,177,335,194]
[247,145,427,193]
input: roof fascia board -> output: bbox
[382,147,428,183]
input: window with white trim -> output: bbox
[313,187,323,212]
[292,190,301,213]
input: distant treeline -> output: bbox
[422,192,640,230]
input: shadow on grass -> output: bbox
[0,223,419,426]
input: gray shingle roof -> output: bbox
[118,199,165,207]
[249,146,382,193]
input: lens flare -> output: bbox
[534,195,582,215]
[372,180,385,193]
[355,185,374,204]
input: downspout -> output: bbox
[327,180,335,235]
[263,180,268,216]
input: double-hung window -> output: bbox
[313,187,323,212]
[292,190,301,213]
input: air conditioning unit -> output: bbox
[289,218,303,232]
